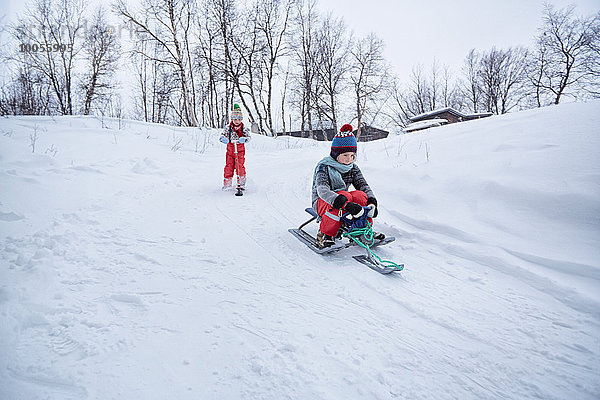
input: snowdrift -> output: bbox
[1,102,599,400]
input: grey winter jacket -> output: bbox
[312,162,374,211]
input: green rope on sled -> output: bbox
[342,221,404,271]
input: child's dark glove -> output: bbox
[332,194,348,210]
[367,197,378,218]
[344,202,364,218]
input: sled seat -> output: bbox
[297,207,320,231]
[305,207,319,219]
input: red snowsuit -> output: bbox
[316,190,370,236]
[222,122,250,187]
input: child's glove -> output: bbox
[367,197,378,218]
[219,136,229,144]
[332,194,348,210]
[344,202,364,218]
[238,137,248,143]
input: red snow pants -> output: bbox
[316,190,371,236]
[223,142,246,185]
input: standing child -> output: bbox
[311,124,382,248]
[220,104,251,190]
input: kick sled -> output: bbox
[288,207,404,274]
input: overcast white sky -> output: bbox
[2,0,599,79]
[3,0,599,69]
[316,0,600,79]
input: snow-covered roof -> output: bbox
[403,118,448,132]
[409,108,494,123]
[409,108,466,122]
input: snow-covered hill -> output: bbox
[1,102,599,400]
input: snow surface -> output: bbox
[1,102,599,399]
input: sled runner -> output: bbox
[289,207,404,274]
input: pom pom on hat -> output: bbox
[340,124,353,132]
[330,125,357,159]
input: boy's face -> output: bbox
[336,152,356,165]
[232,118,242,127]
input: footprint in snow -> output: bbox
[0,211,24,222]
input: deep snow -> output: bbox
[1,101,599,399]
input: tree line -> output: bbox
[1,0,599,138]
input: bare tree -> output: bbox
[497,47,528,113]
[440,63,463,109]
[292,0,319,138]
[479,46,528,114]
[350,33,389,140]
[389,64,429,122]
[587,14,600,96]
[527,36,552,107]
[131,37,177,124]
[387,77,412,127]
[531,4,600,104]
[313,12,351,132]
[428,59,441,111]
[407,64,429,115]
[461,49,481,112]
[255,0,292,135]
[81,6,120,115]
[217,0,291,136]
[418,59,462,112]
[389,61,462,128]
[11,0,85,115]
[116,0,198,126]
[478,48,500,113]
[206,0,240,125]
[132,38,150,121]
[196,0,226,127]
[0,61,51,115]
[280,60,291,135]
